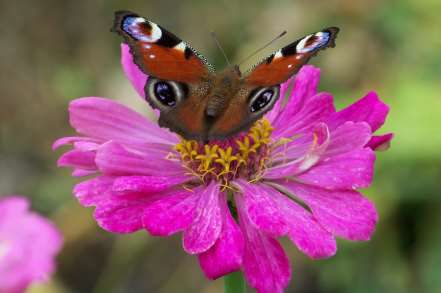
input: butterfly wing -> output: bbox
[244,27,339,86]
[112,10,213,83]
[112,10,215,139]
[208,27,339,139]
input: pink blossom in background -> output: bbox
[54,44,393,293]
[0,196,62,293]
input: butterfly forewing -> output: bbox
[112,10,213,83]
[244,27,339,86]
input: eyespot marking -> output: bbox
[122,16,162,42]
[146,78,186,111]
[296,31,330,53]
[248,86,280,115]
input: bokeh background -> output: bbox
[1,0,440,292]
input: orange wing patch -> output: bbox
[245,27,339,86]
[112,10,212,83]
[135,45,210,83]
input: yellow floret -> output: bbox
[174,118,274,185]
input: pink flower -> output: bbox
[0,196,62,293]
[54,44,393,293]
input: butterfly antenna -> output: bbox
[238,30,287,66]
[210,31,231,66]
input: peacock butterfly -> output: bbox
[112,10,339,142]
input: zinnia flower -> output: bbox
[54,44,393,293]
[0,196,62,293]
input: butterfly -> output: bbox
[112,10,339,142]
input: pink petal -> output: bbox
[73,176,115,207]
[282,182,378,241]
[0,196,62,292]
[236,196,291,293]
[52,136,100,150]
[273,65,321,128]
[69,97,177,145]
[72,168,97,177]
[18,211,63,261]
[263,184,337,259]
[327,91,389,132]
[235,180,289,237]
[266,123,330,179]
[273,92,335,139]
[72,141,100,152]
[271,124,324,164]
[142,189,199,236]
[112,175,191,194]
[296,148,375,190]
[73,174,165,234]
[93,192,162,234]
[94,203,146,233]
[324,121,372,157]
[121,44,148,99]
[183,182,222,254]
[0,196,29,220]
[286,209,337,259]
[366,133,394,151]
[95,141,184,176]
[57,149,96,170]
[198,193,244,279]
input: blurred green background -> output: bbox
[1,0,440,292]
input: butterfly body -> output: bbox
[155,66,260,141]
[112,11,339,141]
[205,66,242,119]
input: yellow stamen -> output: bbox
[195,145,219,171]
[215,147,237,174]
[175,140,199,161]
[174,118,275,186]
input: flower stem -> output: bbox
[224,271,246,293]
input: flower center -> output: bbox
[175,119,273,186]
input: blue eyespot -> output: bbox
[154,82,177,106]
[297,31,330,53]
[251,90,273,112]
[316,31,330,46]
[249,86,280,114]
[122,17,143,38]
[146,78,186,110]
[122,16,138,31]
[122,16,161,42]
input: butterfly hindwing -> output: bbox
[157,81,212,140]
[244,27,339,86]
[112,10,213,83]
